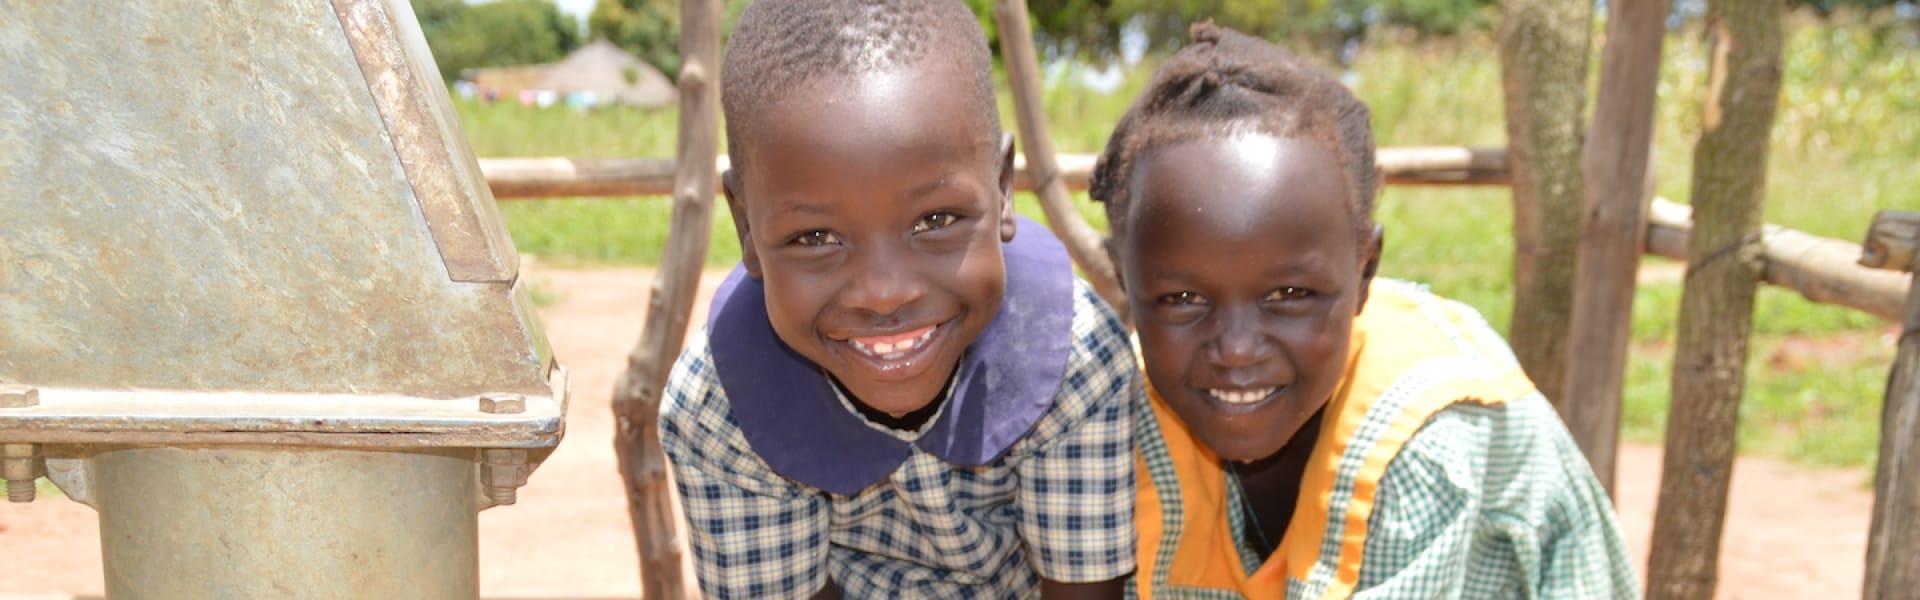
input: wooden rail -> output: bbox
[1645,199,1907,322]
[477,146,1513,199]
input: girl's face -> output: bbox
[1117,134,1380,462]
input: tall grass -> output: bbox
[461,21,1914,468]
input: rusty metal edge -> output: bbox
[328,0,517,283]
[0,367,567,448]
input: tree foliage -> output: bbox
[414,0,582,81]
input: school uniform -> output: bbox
[1131,280,1639,600]
[660,224,1141,599]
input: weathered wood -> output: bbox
[480,147,1513,199]
[1562,0,1671,495]
[1646,1,1785,598]
[1863,210,1920,600]
[1498,0,1594,406]
[992,0,1126,315]
[1644,199,1907,321]
[610,0,720,597]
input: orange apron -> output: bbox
[1132,282,1539,600]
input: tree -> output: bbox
[590,0,683,75]
[415,0,582,81]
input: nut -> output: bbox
[478,393,525,415]
[0,384,38,409]
[2,444,44,503]
[480,448,531,506]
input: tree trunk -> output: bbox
[1498,0,1593,407]
[1645,1,1785,598]
[1562,0,1671,495]
[1863,210,1920,600]
[610,0,720,597]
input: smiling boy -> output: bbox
[656,1,1139,598]
[1092,25,1637,598]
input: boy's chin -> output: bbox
[829,360,959,417]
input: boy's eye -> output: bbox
[1157,291,1208,306]
[912,211,960,234]
[789,230,842,247]
[1264,287,1315,302]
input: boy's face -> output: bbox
[724,65,1015,418]
[1118,135,1380,462]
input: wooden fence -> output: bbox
[578,0,1920,597]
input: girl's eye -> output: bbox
[912,211,960,234]
[790,230,841,247]
[1264,287,1315,302]
[1157,291,1208,306]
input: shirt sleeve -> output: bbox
[1014,281,1140,582]
[659,336,833,599]
[1355,397,1641,600]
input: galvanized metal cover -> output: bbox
[0,0,561,445]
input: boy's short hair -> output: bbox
[721,0,1002,173]
[1089,22,1377,248]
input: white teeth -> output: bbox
[848,325,939,360]
[1208,387,1277,405]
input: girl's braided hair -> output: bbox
[1089,22,1377,250]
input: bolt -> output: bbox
[2,444,43,503]
[480,448,530,506]
[478,393,525,415]
[0,384,38,409]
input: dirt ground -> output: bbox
[0,266,1875,599]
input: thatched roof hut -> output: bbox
[532,39,676,108]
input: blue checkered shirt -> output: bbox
[660,280,1140,598]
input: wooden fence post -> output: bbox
[1862,210,1920,599]
[1561,0,1671,495]
[610,0,720,597]
[991,0,1128,316]
[1498,0,1594,408]
[1645,1,1785,598]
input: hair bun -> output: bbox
[1188,20,1221,45]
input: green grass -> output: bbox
[463,22,1910,470]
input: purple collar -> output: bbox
[706,218,1074,495]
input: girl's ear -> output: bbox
[722,170,763,279]
[997,134,1017,242]
[1355,224,1384,315]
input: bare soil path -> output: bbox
[0,266,1873,599]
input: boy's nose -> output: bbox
[839,257,926,317]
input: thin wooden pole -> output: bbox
[477,146,1514,199]
[1862,210,1920,599]
[1498,0,1594,406]
[1644,198,1909,322]
[1646,1,1785,597]
[610,0,719,597]
[1562,0,1671,495]
[991,0,1127,316]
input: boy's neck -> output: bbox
[829,370,954,433]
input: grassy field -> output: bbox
[462,21,1916,469]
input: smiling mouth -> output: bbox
[1204,386,1282,407]
[847,323,940,361]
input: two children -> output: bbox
[659,1,1637,597]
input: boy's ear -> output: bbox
[997,133,1017,242]
[1355,224,1384,314]
[722,169,763,279]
